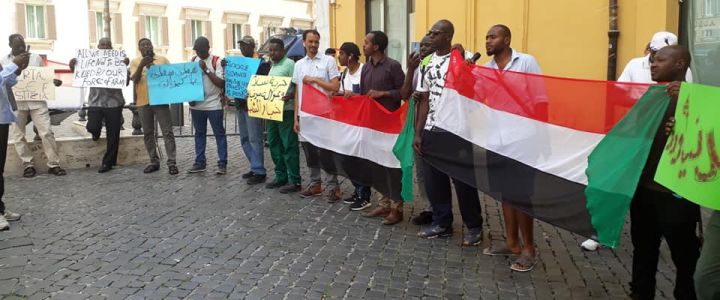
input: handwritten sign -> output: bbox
[72,49,127,88]
[14,67,55,101]
[224,57,261,99]
[246,75,291,121]
[655,82,720,210]
[147,62,204,105]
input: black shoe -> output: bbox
[98,165,112,173]
[48,167,67,176]
[343,193,358,204]
[242,171,254,179]
[417,225,453,239]
[23,167,36,178]
[265,180,287,189]
[279,183,302,194]
[349,198,371,211]
[143,164,160,173]
[411,211,434,225]
[168,165,179,175]
[247,174,267,185]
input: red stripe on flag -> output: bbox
[301,84,407,134]
[445,51,653,134]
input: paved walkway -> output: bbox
[0,133,697,299]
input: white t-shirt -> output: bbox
[340,64,362,94]
[190,55,225,111]
[618,55,693,83]
[416,52,451,130]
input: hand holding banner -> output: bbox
[246,75,291,121]
[14,67,55,101]
[224,57,261,99]
[72,49,128,88]
[147,62,204,105]
[655,82,720,210]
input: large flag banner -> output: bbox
[14,67,55,101]
[300,85,407,201]
[247,75,291,121]
[225,57,261,99]
[655,82,720,210]
[72,49,127,88]
[422,50,667,247]
[147,62,204,105]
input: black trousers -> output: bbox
[0,124,8,214]
[630,186,701,300]
[86,107,123,167]
[422,159,482,229]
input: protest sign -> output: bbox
[247,75,291,121]
[14,67,55,101]
[224,57,261,99]
[72,49,128,88]
[147,62,204,105]
[655,82,720,210]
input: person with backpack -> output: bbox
[187,37,228,175]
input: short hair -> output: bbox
[339,42,361,60]
[303,29,320,41]
[8,34,23,43]
[138,38,152,45]
[368,31,389,52]
[193,36,209,49]
[492,24,512,39]
[268,38,285,49]
[324,48,336,55]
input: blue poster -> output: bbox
[147,62,204,105]
[225,56,261,100]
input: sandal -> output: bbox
[168,165,179,175]
[510,254,537,272]
[483,246,521,257]
[143,165,160,173]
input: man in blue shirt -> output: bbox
[0,52,30,230]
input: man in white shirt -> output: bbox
[187,37,227,175]
[2,34,65,178]
[292,30,341,202]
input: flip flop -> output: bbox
[510,254,537,272]
[483,246,520,257]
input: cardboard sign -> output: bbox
[147,62,204,105]
[14,67,55,101]
[72,49,128,88]
[224,56,261,99]
[247,75,291,121]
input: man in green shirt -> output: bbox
[264,38,301,193]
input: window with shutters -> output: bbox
[223,12,250,54]
[191,20,204,42]
[134,2,168,54]
[26,4,47,39]
[87,0,123,47]
[145,16,161,46]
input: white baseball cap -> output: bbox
[649,31,678,51]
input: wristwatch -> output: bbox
[205,69,211,74]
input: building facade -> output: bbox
[0,0,317,64]
[329,0,684,81]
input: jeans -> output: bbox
[630,187,700,300]
[236,107,265,175]
[138,105,176,166]
[695,211,720,300]
[422,159,482,229]
[267,111,300,184]
[191,109,227,167]
[352,182,371,200]
[86,107,122,167]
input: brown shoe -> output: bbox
[382,208,403,225]
[362,206,390,218]
[300,183,322,198]
[326,187,342,203]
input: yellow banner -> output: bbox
[246,75,291,121]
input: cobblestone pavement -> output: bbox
[0,131,706,299]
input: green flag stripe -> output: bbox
[392,100,416,202]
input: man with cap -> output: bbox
[224,36,271,185]
[580,31,694,252]
[187,36,227,175]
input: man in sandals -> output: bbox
[481,24,545,272]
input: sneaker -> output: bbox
[326,187,342,203]
[411,211,434,225]
[48,167,67,176]
[216,166,227,175]
[23,167,36,178]
[98,164,112,173]
[300,183,322,198]
[265,180,287,189]
[343,193,358,204]
[279,183,302,194]
[417,225,453,239]
[3,211,20,222]
[463,227,483,246]
[0,215,8,231]
[143,164,160,173]
[241,171,254,179]
[188,164,206,173]
[349,198,371,211]
[580,239,600,251]
[247,174,267,185]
